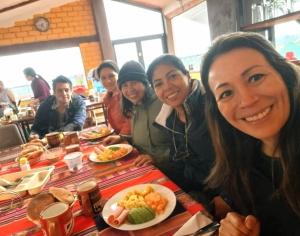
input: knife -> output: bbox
[183,221,220,236]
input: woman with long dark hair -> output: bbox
[23,67,50,105]
[201,31,300,235]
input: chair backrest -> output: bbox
[0,124,25,149]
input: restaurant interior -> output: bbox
[0,0,300,235]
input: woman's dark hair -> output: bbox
[201,31,300,216]
[23,67,36,77]
[121,80,155,118]
[96,60,119,79]
[52,75,72,91]
[147,54,189,86]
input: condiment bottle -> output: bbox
[19,157,31,171]
[76,179,102,217]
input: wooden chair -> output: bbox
[0,124,25,149]
[85,102,108,127]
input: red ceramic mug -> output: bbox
[40,202,74,236]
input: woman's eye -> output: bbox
[169,73,178,79]
[218,90,233,100]
[249,74,264,83]
[153,81,162,88]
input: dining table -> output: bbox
[0,132,206,236]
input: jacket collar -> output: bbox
[155,79,204,129]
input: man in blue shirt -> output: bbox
[30,75,86,138]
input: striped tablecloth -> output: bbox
[0,145,205,236]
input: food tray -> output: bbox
[0,166,55,201]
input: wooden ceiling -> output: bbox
[0,0,199,27]
[125,0,175,10]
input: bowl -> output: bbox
[43,147,65,163]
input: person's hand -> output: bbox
[102,135,121,145]
[219,212,260,236]
[28,133,39,141]
[134,154,153,167]
[29,99,39,107]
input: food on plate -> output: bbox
[94,145,128,161]
[65,144,80,153]
[144,191,168,214]
[17,140,46,165]
[26,192,56,223]
[44,147,65,162]
[49,186,74,205]
[0,186,7,192]
[22,138,47,148]
[108,206,129,226]
[0,178,15,187]
[80,127,111,140]
[108,185,168,226]
[127,207,155,224]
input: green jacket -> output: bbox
[131,96,170,163]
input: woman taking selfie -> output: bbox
[147,54,215,201]
[201,31,300,235]
[103,60,170,167]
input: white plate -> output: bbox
[89,144,133,163]
[79,128,114,141]
[0,166,55,201]
[102,184,176,231]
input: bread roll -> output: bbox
[65,144,80,154]
[49,186,74,205]
[27,193,56,223]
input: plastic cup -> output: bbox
[64,152,83,172]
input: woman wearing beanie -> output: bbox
[23,67,50,105]
[102,60,170,167]
[147,54,217,206]
[96,60,131,137]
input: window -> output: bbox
[103,0,166,68]
[275,20,300,59]
[171,2,210,78]
[104,0,163,40]
[0,47,86,100]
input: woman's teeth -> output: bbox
[167,92,178,99]
[244,107,271,122]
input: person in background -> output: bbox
[201,31,300,236]
[96,60,131,137]
[102,61,170,167]
[23,67,50,105]
[0,80,17,117]
[147,54,216,205]
[30,75,86,139]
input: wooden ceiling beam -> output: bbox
[0,0,40,14]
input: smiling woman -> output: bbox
[147,54,216,206]
[201,31,300,236]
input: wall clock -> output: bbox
[34,17,50,32]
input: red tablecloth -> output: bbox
[0,145,204,236]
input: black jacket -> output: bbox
[155,80,215,190]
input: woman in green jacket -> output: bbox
[103,61,170,167]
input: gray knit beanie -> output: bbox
[117,61,148,88]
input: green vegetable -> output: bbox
[128,207,155,224]
[109,147,120,151]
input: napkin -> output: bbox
[173,211,215,236]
